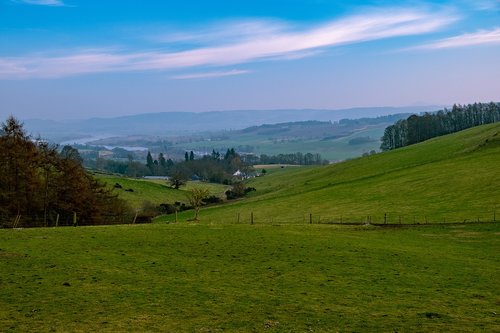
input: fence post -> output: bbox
[56,213,59,227]
[309,213,312,224]
[73,212,77,227]
[251,212,254,225]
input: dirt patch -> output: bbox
[0,252,21,258]
[452,232,483,237]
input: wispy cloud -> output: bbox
[467,0,500,11]
[0,8,457,79]
[13,0,67,6]
[171,69,251,80]
[413,28,500,49]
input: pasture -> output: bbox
[169,123,500,225]
[0,222,498,332]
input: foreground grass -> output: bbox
[1,223,498,332]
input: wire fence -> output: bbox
[196,211,499,227]
[1,211,498,228]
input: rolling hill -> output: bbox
[172,122,500,224]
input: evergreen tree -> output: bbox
[146,151,154,171]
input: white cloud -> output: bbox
[14,0,66,6]
[0,8,457,79]
[414,28,500,49]
[170,69,251,80]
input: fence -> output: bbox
[195,211,498,226]
[2,210,497,228]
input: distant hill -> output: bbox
[22,106,442,142]
[185,122,500,223]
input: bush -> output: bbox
[202,195,223,205]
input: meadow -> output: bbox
[0,222,498,332]
[168,123,500,224]
[95,174,228,210]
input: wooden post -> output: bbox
[56,213,60,227]
[73,212,77,226]
[133,212,138,224]
[309,213,312,224]
[175,210,178,223]
[13,215,21,228]
[251,212,254,225]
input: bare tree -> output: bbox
[187,187,210,220]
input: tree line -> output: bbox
[0,116,131,228]
[241,152,328,165]
[380,102,500,151]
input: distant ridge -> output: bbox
[23,106,443,142]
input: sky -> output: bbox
[0,0,499,120]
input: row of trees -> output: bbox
[0,116,131,228]
[167,148,251,187]
[241,152,328,165]
[381,102,500,150]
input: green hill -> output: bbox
[95,174,228,210]
[174,122,500,224]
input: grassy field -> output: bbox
[95,174,228,210]
[167,123,500,224]
[0,222,498,332]
[172,125,385,161]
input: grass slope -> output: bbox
[0,223,498,332]
[95,174,228,210]
[173,123,500,224]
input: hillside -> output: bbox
[173,122,500,224]
[23,106,440,141]
[95,174,228,210]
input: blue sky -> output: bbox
[0,0,499,119]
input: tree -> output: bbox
[187,187,210,220]
[146,151,154,173]
[189,151,195,161]
[60,145,83,163]
[169,165,189,189]
[0,116,131,227]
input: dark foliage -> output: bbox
[381,102,500,151]
[0,116,131,228]
[202,195,223,204]
[225,182,255,200]
[242,152,328,165]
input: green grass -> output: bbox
[169,123,500,224]
[0,222,498,332]
[95,174,228,210]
